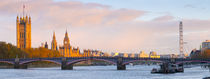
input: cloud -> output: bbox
[153,15,174,21]
[0,0,146,27]
[184,4,206,10]
[27,0,145,28]
[184,4,196,8]
[0,0,209,54]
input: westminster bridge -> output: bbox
[0,57,210,70]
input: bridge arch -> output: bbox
[176,60,210,65]
[67,58,117,65]
[123,59,165,65]
[0,61,14,65]
[19,59,61,65]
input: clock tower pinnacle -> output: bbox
[63,30,70,48]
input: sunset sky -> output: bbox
[0,0,210,54]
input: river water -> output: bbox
[0,65,209,79]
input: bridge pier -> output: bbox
[14,58,27,69]
[117,57,126,70]
[61,58,73,70]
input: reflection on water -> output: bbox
[0,65,209,79]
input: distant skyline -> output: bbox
[0,0,210,54]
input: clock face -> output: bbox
[65,41,67,44]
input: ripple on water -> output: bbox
[0,65,209,79]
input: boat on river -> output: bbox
[151,63,184,74]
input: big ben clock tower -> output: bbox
[59,30,71,57]
[63,30,70,48]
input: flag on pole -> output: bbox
[23,4,25,16]
[23,4,25,9]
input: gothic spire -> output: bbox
[53,31,56,39]
[51,31,57,50]
[65,29,68,37]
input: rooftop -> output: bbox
[205,40,210,42]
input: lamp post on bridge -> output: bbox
[14,54,27,69]
[14,55,20,69]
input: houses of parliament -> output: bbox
[15,12,159,58]
[51,31,93,57]
[15,5,157,58]
[16,14,103,57]
[16,7,106,57]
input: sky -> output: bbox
[0,0,210,55]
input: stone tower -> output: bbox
[16,15,31,49]
[59,30,71,57]
[63,30,70,48]
[51,32,58,50]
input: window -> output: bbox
[22,33,24,38]
[20,33,21,38]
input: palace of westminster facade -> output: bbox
[16,15,162,58]
[50,30,95,57]
[16,15,108,57]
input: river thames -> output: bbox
[0,65,209,79]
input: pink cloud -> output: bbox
[0,0,209,54]
[153,15,174,21]
[22,0,145,28]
